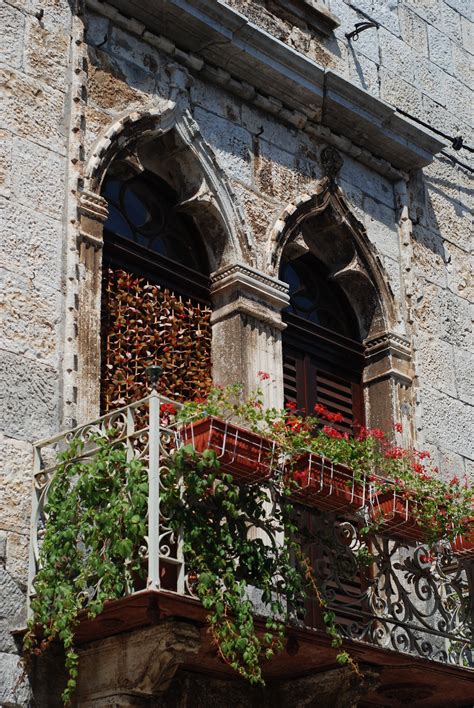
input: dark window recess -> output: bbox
[100,170,212,412]
[281,252,367,628]
[281,251,365,431]
[102,171,209,301]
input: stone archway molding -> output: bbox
[267,177,414,436]
[81,98,252,262]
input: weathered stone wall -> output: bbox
[1,0,74,702]
[0,0,472,703]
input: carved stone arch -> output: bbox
[267,178,414,434]
[267,179,397,340]
[76,102,255,422]
[82,100,253,268]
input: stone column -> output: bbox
[210,263,290,408]
[364,331,414,443]
[76,190,108,423]
[74,620,201,707]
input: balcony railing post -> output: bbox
[147,391,161,590]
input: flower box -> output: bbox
[287,453,373,512]
[181,416,277,483]
[451,520,474,558]
[369,492,425,542]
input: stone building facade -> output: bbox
[1,0,472,705]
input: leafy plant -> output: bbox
[24,434,149,705]
[161,444,312,684]
[24,431,352,703]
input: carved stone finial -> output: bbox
[320,145,344,179]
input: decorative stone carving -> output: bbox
[270,664,381,708]
[320,145,344,180]
[77,190,108,249]
[75,620,201,706]
[364,330,413,386]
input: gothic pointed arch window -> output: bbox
[280,250,365,433]
[100,168,212,412]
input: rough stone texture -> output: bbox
[193,107,253,185]
[421,386,474,461]
[0,1,24,70]
[0,350,59,441]
[0,650,32,707]
[0,436,33,536]
[23,17,70,92]
[0,268,62,366]
[0,198,63,286]
[1,67,66,155]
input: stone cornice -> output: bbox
[211,263,289,307]
[365,331,412,360]
[88,0,445,174]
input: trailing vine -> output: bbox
[24,434,149,705]
[25,433,355,703]
[161,444,316,684]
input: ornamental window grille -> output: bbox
[100,170,212,412]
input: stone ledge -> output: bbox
[92,0,445,172]
[268,0,340,37]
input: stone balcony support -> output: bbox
[74,620,201,707]
[210,263,290,409]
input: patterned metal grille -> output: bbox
[101,267,212,412]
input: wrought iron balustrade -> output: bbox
[28,394,473,668]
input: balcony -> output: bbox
[27,393,474,705]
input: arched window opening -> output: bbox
[280,250,368,632]
[280,251,365,436]
[100,169,212,412]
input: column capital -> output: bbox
[364,330,413,386]
[210,262,289,328]
[77,190,109,249]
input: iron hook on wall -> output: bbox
[346,21,379,41]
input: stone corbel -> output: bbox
[75,620,201,706]
[77,190,109,249]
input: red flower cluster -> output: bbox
[385,447,406,460]
[285,400,297,411]
[257,371,270,381]
[314,403,345,423]
[293,470,306,485]
[370,427,385,440]
[322,425,348,440]
[393,422,403,433]
[161,403,177,416]
[286,416,305,433]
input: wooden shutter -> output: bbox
[283,313,365,431]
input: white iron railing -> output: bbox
[27,395,473,668]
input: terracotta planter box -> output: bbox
[369,493,425,542]
[370,498,474,550]
[451,520,474,558]
[287,453,371,512]
[181,416,277,483]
